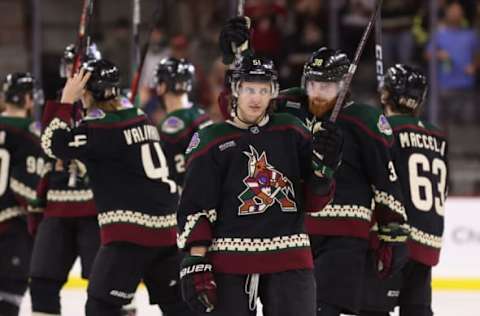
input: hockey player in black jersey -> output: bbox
[177,55,341,316]
[154,57,212,189]
[29,43,101,316]
[0,72,43,316]
[220,18,407,316]
[361,65,447,316]
[41,59,193,316]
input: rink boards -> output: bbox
[66,198,480,291]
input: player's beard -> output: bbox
[308,97,336,118]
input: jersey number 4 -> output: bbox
[408,153,447,216]
[0,149,10,196]
[141,143,177,193]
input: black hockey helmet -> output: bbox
[82,59,120,101]
[383,64,427,113]
[2,72,35,106]
[60,43,102,78]
[154,57,195,93]
[302,47,350,86]
[231,55,279,98]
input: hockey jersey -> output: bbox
[177,113,334,274]
[388,115,448,266]
[275,88,406,240]
[41,100,179,247]
[34,158,97,218]
[0,116,43,229]
[158,105,211,188]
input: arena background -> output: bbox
[0,0,478,314]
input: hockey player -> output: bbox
[29,43,101,316]
[361,65,448,316]
[154,57,212,188]
[177,55,341,316]
[0,72,43,316]
[220,18,407,316]
[40,59,192,316]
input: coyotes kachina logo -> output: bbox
[238,146,296,215]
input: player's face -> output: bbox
[306,81,339,118]
[237,81,272,123]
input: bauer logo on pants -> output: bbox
[238,145,296,215]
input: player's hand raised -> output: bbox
[219,16,251,65]
[61,67,91,104]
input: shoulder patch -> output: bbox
[29,121,42,137]
[161,116,185,134]
[377,115,392,136]
[186,132,200,154]
[84,108,106,121]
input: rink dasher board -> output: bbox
[65,198,480,291]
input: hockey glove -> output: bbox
[180,255,217,313]
[312,120,343,179]
[219,17,252,64]
[376,223,410,279]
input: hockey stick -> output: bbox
[232,0,250,62]
[130,0,141,106]
[69,0,94,187]
[375,3,384,92]
[129,5,161,104]
[329,0,383,123]
[72,0,94,76]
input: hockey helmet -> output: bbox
[230,55,279,98]
[302,47,350,87]
[2,72,35,106]
[383,64,427,113]
[154,57,195,93]
[82,59,120,102]
[60,43,102,78]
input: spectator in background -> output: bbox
[381,0,421,66]
[339,0,375,59]
[281,18,325,87]
[426,2,480,125]
[139,24,171,105]
[102,18,131,88]
[245,0,287,64]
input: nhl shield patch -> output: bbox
[377,115,392,136]
[162,116,185,134]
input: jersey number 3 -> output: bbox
[408,153,447,215]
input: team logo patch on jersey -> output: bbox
[238,146,296,215]
[84,108,106,121]
[186,132,200,154]
[162,116,185,134]
[29,121,42,137]
[377,115,392,136]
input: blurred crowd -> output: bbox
[42,0,480,127]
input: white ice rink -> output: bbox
[19,288,480,316]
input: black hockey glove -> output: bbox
[376,223,410,279]
[180,255,217,313]
[219,17,252,65]
[312,120,343,180]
